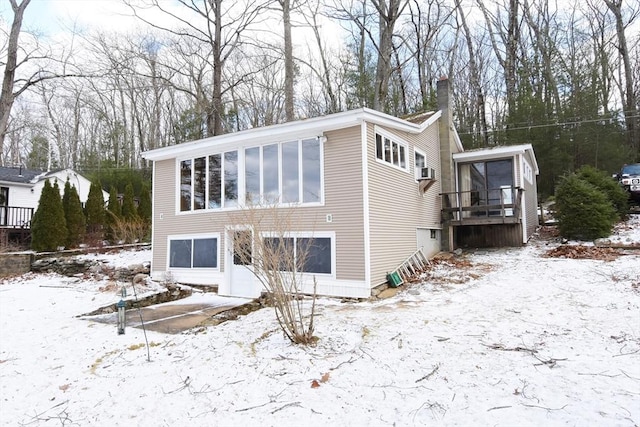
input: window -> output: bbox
[262,235,332,275]
[415,150,426,180]
[245,143,281,205]
[263,144,279,203]
[458,159,514,216]
[194,157,206,210]
[282,141,299,203]
[245,147,260,203]
[302,138,321,203]
[375,132,407,170]
[298,237,331,274]
[224,151,238,208]
[169,237,219,269]
[209,154,222,208]
[179,138,322,212]
[180,160,192,212]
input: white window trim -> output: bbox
[166,233,221,271]
[258,231,336,279]
[374,125,410,173]
[414,147,427,181]
[176,137,325,214]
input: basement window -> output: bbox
[169,236,219,269]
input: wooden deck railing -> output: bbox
[441,187,523,225]
[0,206,35,229]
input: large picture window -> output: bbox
[169,237,219,269]
[180,138,323,212]
[261,235,332,275]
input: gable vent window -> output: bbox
[375,132,407,170]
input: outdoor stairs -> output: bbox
[391,248,431,285]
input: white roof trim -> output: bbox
[142,108,439,162]
[453,144,539,175]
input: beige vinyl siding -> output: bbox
[322,127,366,280]
[149,126,366,284]
[150,159,175,274]
[367,122,442,287]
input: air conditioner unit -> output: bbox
[419,167,436,180]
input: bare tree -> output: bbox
[406,0,453,111]
[455,0,489,146]
[371,0,409,111]
[300,1,342,114]
[604,0,639,156]
[278,0,296,121]
[126,0,267,137]
[0,0,32,164]
[476,0,521,121]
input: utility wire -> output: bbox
[457,114,640,135]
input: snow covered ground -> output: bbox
[1,217,639,426]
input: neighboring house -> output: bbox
[0,167,107,229]
[142,79,539,299]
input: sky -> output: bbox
[1,0,146,36]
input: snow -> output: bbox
[1,218,639,426]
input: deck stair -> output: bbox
[390,248,431,286]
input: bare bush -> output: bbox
[231,203,319,345]
[108,213,150,244]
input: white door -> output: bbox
[228,230,258,298]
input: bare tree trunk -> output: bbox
[456,0,489,146]
[604,0,639,156]
[0,0,32,165]
[371,0,407,112]
[307,10,339,113]
[211,0,224,136]
[280,0,295,121]
[476,0,520,120]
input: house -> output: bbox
[142,79,539,299]
[0,167,107,229]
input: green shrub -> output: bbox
[107,186,121,218]
[138,181,152,225]
[555,174,616,240]
[121,183,137,220]
[31,180,68,252]
[85,180,106,236]
[62,179,86,248]
[575,165,628,219]
[105,186,121,242]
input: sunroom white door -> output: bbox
[228,230,259,298]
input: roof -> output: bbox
[142,108,444,162]
[0,167,45,185]
[452,144,539,174]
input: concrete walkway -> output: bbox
[87,293,252,334]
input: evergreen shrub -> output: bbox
[575,165,628,219]
[62,179,86,248]
[31,180,68,252]
[554,174,616,240]
[122,183,137,220]
[85,180,105,236]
